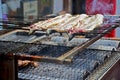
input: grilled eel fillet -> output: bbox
[50,14,89,32]
[28,14,104,33]
[29,13,72,30]
[74,14,104,31]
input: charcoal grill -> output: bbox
[0,15,120,80]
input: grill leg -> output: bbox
[0,54,18,80]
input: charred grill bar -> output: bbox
[0,15,120,80]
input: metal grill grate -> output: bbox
[15,44,73,57]
[18,49,113,80]
[0,41,24,54]
[0,30,46,43]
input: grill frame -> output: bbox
[0,15,120,80]
[0,23,119,64]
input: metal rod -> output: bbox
[7,53,72,64]
[0,24,19,27]
[102,37,120,41]
[0,19,32,25]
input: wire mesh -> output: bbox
[15,44,73,57]
[18,49,113,80]
[0,41,24,54]
[0,31,45,42]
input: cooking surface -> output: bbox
[0,41,24,54]
[15,44,73,57]
[0,30,45,42]
[0,40,117,80]
[18,49,113,80]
